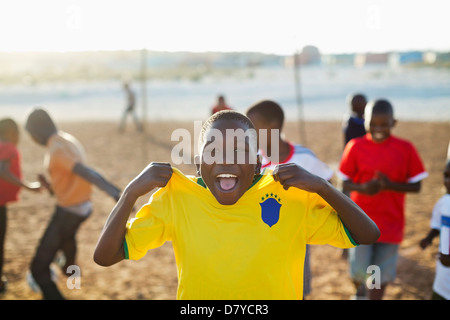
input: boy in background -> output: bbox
[0,118,41,293]
[119,81,142,133]
[419,159,450,300]
[211,95,232,115]
[338,99,428,299]
[342,93,367,147]
[25,108,121,300]
[341,93,367,200]
[94,110,379,300]
[246,100,333,297]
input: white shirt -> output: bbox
[261,143,334,181]
[430,194,450,299]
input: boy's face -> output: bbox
[4,128,19,145]
[351,96,367,117]
[198,119,260,205]
[368,112,395,143]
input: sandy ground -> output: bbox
[1,119,449,300]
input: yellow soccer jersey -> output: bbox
[125,168,357,300]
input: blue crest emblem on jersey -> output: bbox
[260,194,282,227]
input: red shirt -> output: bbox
[0,142,22,205]
[211,105,232,114]
[338,134,427,244]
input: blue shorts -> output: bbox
[349,243,399,285]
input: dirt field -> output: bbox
[1,119,449,300]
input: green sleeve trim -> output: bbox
[343,224,359,246]
[196,177,207,188]
[123,239,129,259]
[248,172,264,189]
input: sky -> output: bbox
[1,0,449,55]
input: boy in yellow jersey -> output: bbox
[94,110,379,300]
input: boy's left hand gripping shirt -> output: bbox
[125,168,356,300]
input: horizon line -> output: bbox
[1,47,449,56]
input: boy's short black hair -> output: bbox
[245,100,284,128]
[368,99,394,117]
[0,118,18,139]
[349,93,367,106]
[199,110,256,152]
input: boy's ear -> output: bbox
[194,155,201,175]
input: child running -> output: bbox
[25,108,121,300]
[338,99,428,300]
[0,118,41,293]
[419,159,450,300]
[246,100,333,298]
[94,110,379,300]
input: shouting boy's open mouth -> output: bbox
[216,173,238,192]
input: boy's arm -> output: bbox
[38,174,54,195]
[93,162,172,267]
[420,229,450,266]
[274,163,380,245]
[0,159,41,191]
[73,163,121,201]
[377,172,422,193]
[342,178,381,195]
[419,228,440,249]
[342,172,422,195]
[93,190,137,266]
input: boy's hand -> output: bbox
[375,171,391,190]
[38,174,53,195]
[361,178,382,195]
[419,237,432,250]
[125,162,173,199]
[272,163,325,193]
[439,253,450,267]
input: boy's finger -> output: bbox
[274,163,297,175]
[275,169,296,183]
[272,165,280,181]
[158,162,172,167]
[272,168,283,183]
[152,162,172,168]
[281,176,300,189]
[158,169,173,179]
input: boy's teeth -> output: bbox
[217,174,237,178]
[373,133,384,140]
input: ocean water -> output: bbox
[1,65,449,123]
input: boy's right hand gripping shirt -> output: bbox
[125,168,356,300]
